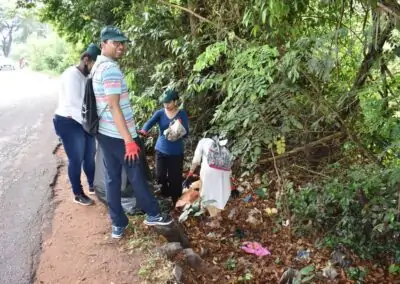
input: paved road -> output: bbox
[0,70,59,284]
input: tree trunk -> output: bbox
[4,33,12,57]
[1,37,7,57]
[1,27,14,57]
[340,4,395,118]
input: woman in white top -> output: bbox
[188,136,231,214]
[53,43,101,206]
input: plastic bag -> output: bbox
[93,137,152,215]
[164,119,186,141]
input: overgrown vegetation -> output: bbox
[25,0,400,275]
[11,32,80,74]
[287,164,400,258]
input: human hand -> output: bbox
[138,129,148,137]
[125,141,140,166]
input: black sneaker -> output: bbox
[144,213,173,226]
[88,187,95,195]
[74,194,94,206]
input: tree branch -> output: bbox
[301,71,381,165]
[377,2,400,19]
[157,0,247,45]
[259,132,344,164]
[341,20,394,117]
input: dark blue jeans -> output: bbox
[97,133,160,227]
[53,115,96,196]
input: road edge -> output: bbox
[29,142,64,284]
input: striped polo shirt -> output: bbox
[92,55,137,139]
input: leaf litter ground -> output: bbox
[171,185,400,283]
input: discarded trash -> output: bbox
[240,241,271,256]
[246,208,263,225]
[241,181,252,190]
[265,207,278,215]
[254,173,262,185]
[331,244,352,267]
[282,219,290,227]
[237,186,245,193]
[322,261,338,280]
[228,208,237,220]
[243,194,252,203]
[295,249,311,261]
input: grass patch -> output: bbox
[127,216,174,283]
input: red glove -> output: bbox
[125,141,140,165]
[138,129,148,137]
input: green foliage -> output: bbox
[178,198,216,223]
[389,264,400,276]
[346,266,368,282]
[11,32,79,74]
[38,0,132,44]
[293,265,315,284]
[0,3,23,57]
[288,163,400,258]
[238,270,253,282]
[225,257,237,270]
[35,0,400,266]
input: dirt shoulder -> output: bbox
[35,147,143,284]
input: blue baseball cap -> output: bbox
[100,26,129,42]
[85,43,101,60]
[161,89,179,103]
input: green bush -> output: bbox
[288,163,400,259]
[11,32,80,74]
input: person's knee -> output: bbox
[68,151,84,168]
[86,137,97,157]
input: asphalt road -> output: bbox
[0,70,59,284]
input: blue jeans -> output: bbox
[53,115,96,196]
[97,133,160,227]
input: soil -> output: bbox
[34,147,142,284]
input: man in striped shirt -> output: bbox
[92,26,172,239]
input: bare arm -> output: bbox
[189,138,204,174]
[189,163,199,174]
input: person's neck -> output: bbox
[166,107,178,113]
[76,64,85,75]
[101,52,116,61]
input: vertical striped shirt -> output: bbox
[92,55,137,139]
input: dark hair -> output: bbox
[204,131,219,139]
[80,51,96,62]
